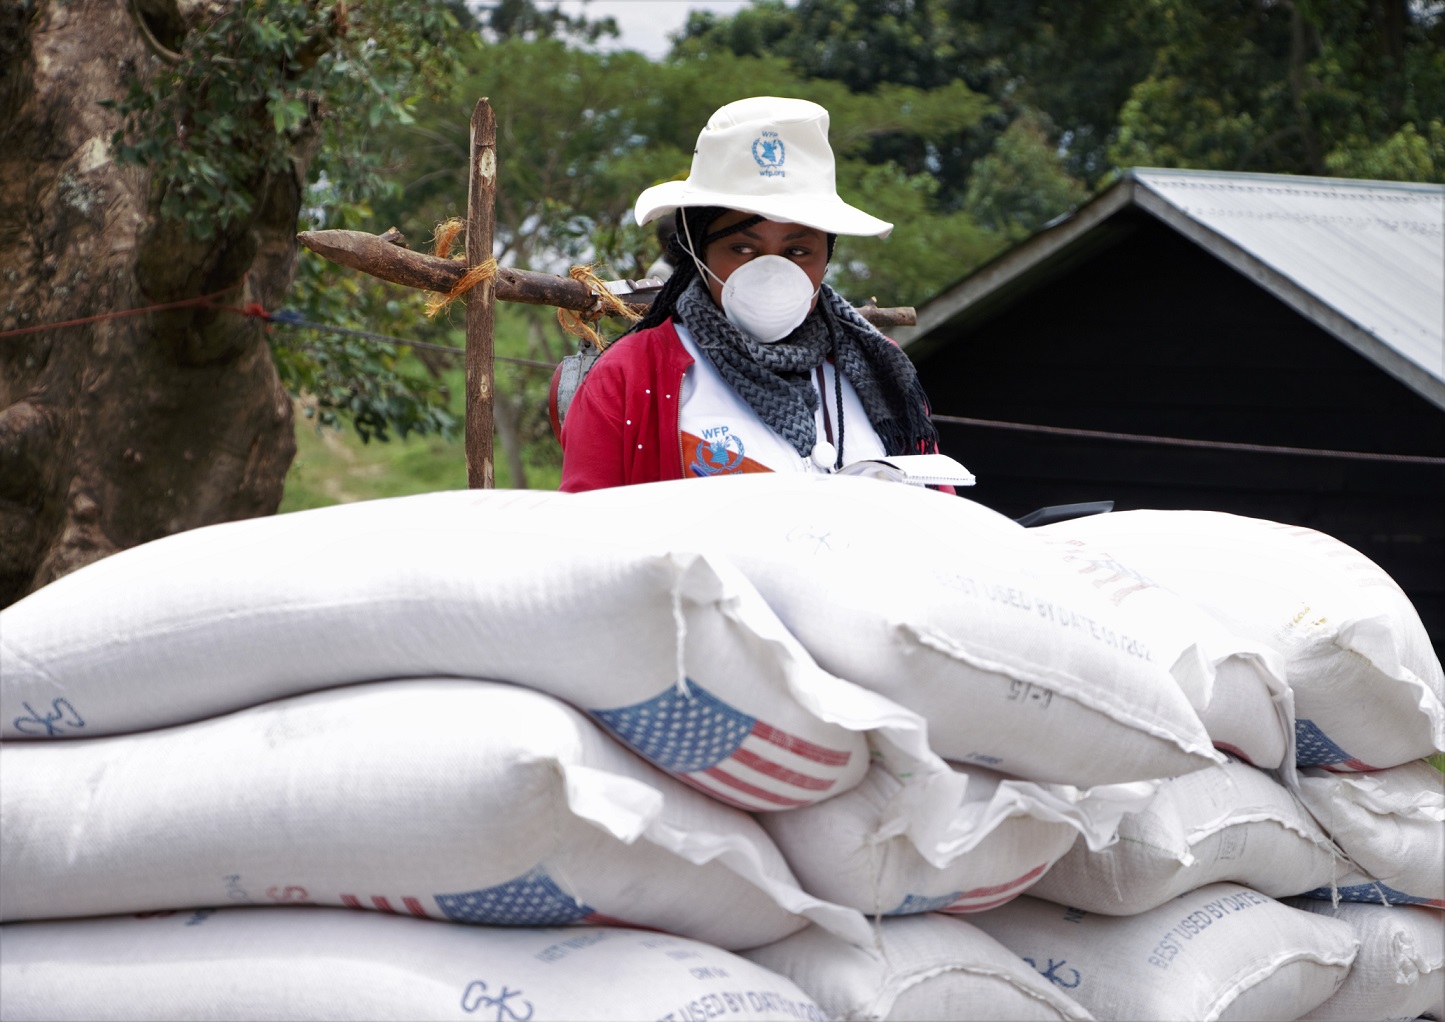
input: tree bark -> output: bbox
[0,1,299,607]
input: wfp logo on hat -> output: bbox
[752,131,786,178]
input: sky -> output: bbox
[553,0,756,58]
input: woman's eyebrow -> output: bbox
[738,227,821,241]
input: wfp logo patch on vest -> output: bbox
[691,425,746,475]
[752,132,785,178]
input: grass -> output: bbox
[280,385,561,513]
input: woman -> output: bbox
[559,96,942,492]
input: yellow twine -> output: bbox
[424,258,498,318]
[555,264,643,350]
[430,217,464,260]
[424,217,498,318]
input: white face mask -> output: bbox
[679,215,821,343]
[718,255,819,343]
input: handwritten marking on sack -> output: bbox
[962,752,1004,765]
[223,875,250,902]
[1008,680,1054,709]
[12,698,85,736]
[659,990,828,1021]
[1050,539,1160,606]
[461,981,534,1021]
[785,524,850,555]
[134,907,214,925]
[1147,889,1270,969]
[266,885,310,904]
[1024,957,1082,989]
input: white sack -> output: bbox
[0,908,828,1022]
[1042,533,1294,771]
[1293,759,1445,907]
[741,915,1094,1021]
[0,679,868,949]
[544,475,1222,787]
[1284,899,1445,1022]
[1039,509,1445,771]
[1028,757,1345,915]
[759,760,1153,916]
[966,886,1358,1022]
[0,492,906,813]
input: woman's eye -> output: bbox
[787,247,812,259]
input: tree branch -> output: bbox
[297,228,917,327]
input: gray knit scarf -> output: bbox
[674,278,936,460]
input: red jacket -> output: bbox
[560,320,694,492]
[559,317,947,493]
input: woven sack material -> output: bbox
[0,908,827,1021]
[1040,533,1294,771]
[759,760,1154,915]
[1292,759,1445,907]
[967,886,1358,1022]
[1039,509,1445,771]
[535,474,1222,788]
[0,679,867,950]
[1285,899,1445,1022]
[741,915,1094,1021]
[1028,757,1345,915]
[0,492,910,814]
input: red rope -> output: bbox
[0,283,260,340]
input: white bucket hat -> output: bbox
[633,96,893,239]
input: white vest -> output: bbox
[676,323,886,477]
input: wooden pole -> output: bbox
[466,99,497,489]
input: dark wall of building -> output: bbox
[914,216,1445,651]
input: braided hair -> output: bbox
[623,207,836,338]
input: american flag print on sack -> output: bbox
[1300,882,1445,909]
[591,680,853,811]
[341,868,641,927]
[1295,719,1378,770]
[886,863,1050,915]
[340,892,432,918]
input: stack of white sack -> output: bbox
[1283,897,1445,1021]
[1036,508,1445,903]
[0,678,863,947]
[527,475,1230,787]
[0,492,919,815]
[965,884,1361,1021]
[5,477,1441,1021]
[1036,508,1445,774]
[740,913,1094,1021]
[0,908,830,1022]
[0,480,1181,1021]
[0,494,914,1019]
[630,482,1433,1017]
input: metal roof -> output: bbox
[901,168,1445,410]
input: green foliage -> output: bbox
[106,0,461,241]
[100,0,471,446]
[1326,121,1445,181]
[1110,0,1445,182]
[963,111,1090,238]
[831,159,1004,307]
[272,257,458,444]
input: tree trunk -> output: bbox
[0,2,299,608]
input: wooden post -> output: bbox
[466,99,497,489]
